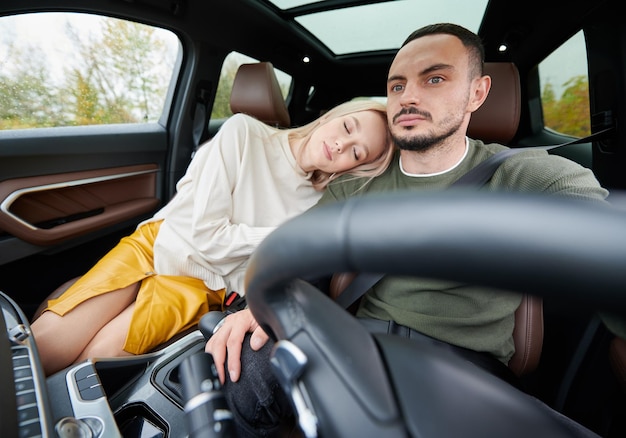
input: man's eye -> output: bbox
[428,77,443,84]
[391,84,404,92]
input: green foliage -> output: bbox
[542,75,590,137]
[0,45,64,129]
[0,15,175,129]
[210,56,239,119]
[4,14,584,136]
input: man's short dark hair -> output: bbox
[402,23,485,78]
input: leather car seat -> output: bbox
[468,61,521,144]
[329,273,543,377]
[609,336,626,391]
[471,62,542,376]
[229,61,291,128]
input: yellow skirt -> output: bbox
[45,220,226,354]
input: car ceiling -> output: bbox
[2,0,611,101]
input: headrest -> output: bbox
[467,62,521,144]
[230,62,291,128]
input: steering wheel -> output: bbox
[244,190,626,438]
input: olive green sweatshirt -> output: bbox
[317,138,609,363]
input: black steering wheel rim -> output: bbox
[246,191,626,314]
[244,191,623,437]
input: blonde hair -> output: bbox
[288,100,395,190]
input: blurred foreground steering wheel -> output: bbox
[244,190,626,438]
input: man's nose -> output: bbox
[399,83,420,106]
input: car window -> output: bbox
[539,31,590,137]
[0,12,180,130]
[210,51,292,119]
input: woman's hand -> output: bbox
[204,308,270,383]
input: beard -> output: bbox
[392,125,460,152]
[391,107,465,152]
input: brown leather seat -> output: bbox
[329,273,543,377]
[468,61,521,144]
[31,276,80,323]
[328,62,543,377]
[609,336,626,391]
[470,62,543,376]
[229,61,291,128]
[508,293,543,376]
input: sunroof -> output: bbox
[264,0,490,55]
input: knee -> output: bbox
[30,311,60,343]
[79,336,131,362]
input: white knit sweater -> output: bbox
[141,114,322,294]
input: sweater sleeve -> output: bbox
[493,150,609,202]
[167,115,276,273]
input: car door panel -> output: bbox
[0,163,159,246]
[0,125,167,267]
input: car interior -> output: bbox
[1,0,626,437]
[245,189,626,438]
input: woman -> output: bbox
[31,100,395,376]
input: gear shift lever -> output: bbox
[179,352,234,438]
[198,311,228,340]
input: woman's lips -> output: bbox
[323,142,332,160]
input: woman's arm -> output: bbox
[167,115,276,274]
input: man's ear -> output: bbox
[468,75,491,113]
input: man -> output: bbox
[205,23,609,437]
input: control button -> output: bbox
[12,349,30,368]
[15,378,34,393]
[55,417,93,438]
[74,365,96,381]
[14,367,33,380]
[17,405,40,424]
[18,418,41,438]
[16,390,37,407]
[77,374,100,391]
[82,417,104,437]
[73,366,104,400]
[79,385,105,401]
[9,324,29,343]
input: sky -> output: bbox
[0,12,178,84]
[539,30,587,98]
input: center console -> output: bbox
[1,290,209,438]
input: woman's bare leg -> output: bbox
[74,302,136,363]
[31,282,139,376]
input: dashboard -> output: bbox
[1,291,52,437]
[1,290,206,438]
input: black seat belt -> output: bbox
[334,127,615,309]
[191,81,212,157]
[453,127,614,186]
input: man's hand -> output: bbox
[204,308,270,383]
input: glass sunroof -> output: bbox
[264,0,490,55]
